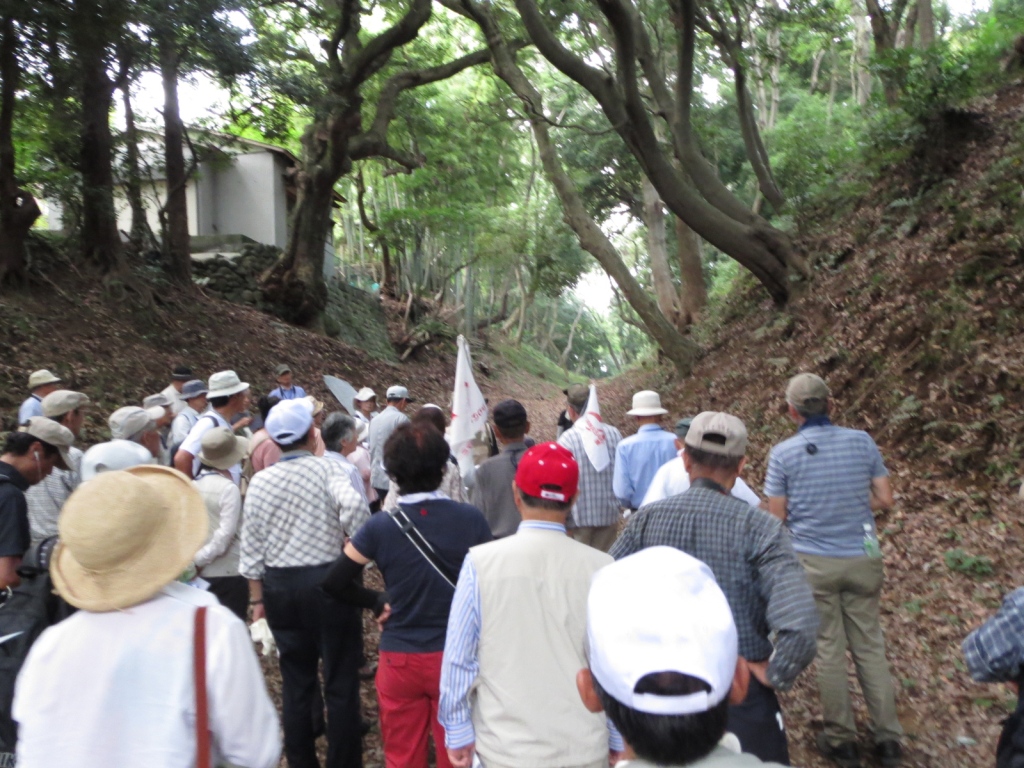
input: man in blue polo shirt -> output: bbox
[269,364,307,401]
[612,390,678,511]
[765,373,903,768]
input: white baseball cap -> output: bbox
[80,439,156,481]
[386,385,414,402]
[265,398,314,444]
[587,547,738,716]
[354,387,376,402]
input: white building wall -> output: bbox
[213,152,279,246]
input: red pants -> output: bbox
[376,650,453,768]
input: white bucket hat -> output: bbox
[627,390,668,417]
[27,369,62,389]
[207,370,250,398]
[51,466,208,612]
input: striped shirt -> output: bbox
[764,418,888,557]
[963,586,1024,683]
[26,447,83,545]
[609,481,818,691]
[438,521,623,752]
[557,420,623,528]
[239,451,369,579]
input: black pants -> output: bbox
[264,564,364,768]
[205,574,248,621]
[728,675,790,765]
[371,489,389,513]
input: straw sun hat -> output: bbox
[51,466,208,612]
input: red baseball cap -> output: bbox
[514,442,579,503]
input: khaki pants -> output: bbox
[570,524,619,553]
[799,553,903,746]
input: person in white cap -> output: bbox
[0,418,74,587]
[18,370,62,425]
[80,440,156,482]
[194,427,250,620]
[12,466,281,768]
[611,411,818,764]
[577,546,788,767]
[250,396,326,473]
[26,390,90,546]
[169,380,209,447]
[368,385,412,503]
[174,370,250,482]
[353,387,377,427]
[160,365,195,416]
[240,398,370,768]
[765,373,902,768]
[613,390,679,511]
[109,406,164,461]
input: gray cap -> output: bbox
[673,417,693,439]
[42,390,91,418]
[786,373,830,408]
[564,383,589,412]
[386,385,413,402]
[20,417,74,470]
[109,406,157,441]
[275,363,292,376]
[683,412,748,458]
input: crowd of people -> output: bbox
[0,364,1020,768]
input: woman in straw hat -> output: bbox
[194,427,250,620]
[12,466,280,768]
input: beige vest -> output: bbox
[469,528,613,768]
[194,472,241,578]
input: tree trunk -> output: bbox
[674,216,705,328]
[810,49,826,93]
[732,62,785,211]
[917,0,935,47]
[851,0,874,107]
[0,15,39,285]
[470,15,699,373]
[642,177,678,322]
[120,84,155,255]
[158,33,191,284]
[559,302,585,370]
[71,0,122,270]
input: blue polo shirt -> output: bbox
[350,497,492,652]
[764,419,888,558]
[612,424,679,509]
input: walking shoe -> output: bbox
[816,732,861,768]
[875,740,903,767]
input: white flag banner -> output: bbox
[579,384,610,472]
[450,335,489,476]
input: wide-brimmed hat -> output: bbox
[181,380,208,400]
[198,427,248,470]
[109,406,157,440]
[51,465,208,612]
[20,417,74,470]
[41,390,90,419]
[143,393,173,409]
[207,370,249,398]
[302,396,325,416]
[354,387,376,402]
[28,369,62,389]
[627,390,669,417]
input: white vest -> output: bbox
[194,472,241,578]
[469,528,612,768]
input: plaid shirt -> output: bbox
[963,586,1024,683]
[610,480,818,691]
[239,451,370,579]
[557,421,623,528]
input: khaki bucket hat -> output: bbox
[51,465,208,612]
[198,427,248,470]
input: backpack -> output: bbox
[998,678,1024,768]
[0,535,75,761]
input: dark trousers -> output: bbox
[264,564,364,768]
[371,489,389,513]
[728,675,790,765]
[205,574,248,621]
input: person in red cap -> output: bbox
[438,442,621,768]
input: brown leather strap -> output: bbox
[194,606,211,768]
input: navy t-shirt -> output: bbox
[0,461,31,558]
[351,498,492,653]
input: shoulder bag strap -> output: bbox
[194,606,211,768]
[386,507,459,589]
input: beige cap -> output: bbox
[109,406,157,441]
[41,390,90,418]
[564,383,590,411]
[20,417,75,470]
[786,373,830,408]
[28,369,62,389]
[198,427,248,470]
[51,466,208,612]
[683,411,748,458]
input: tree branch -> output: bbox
[348,0,433,87]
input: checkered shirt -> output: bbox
[610,483,818,691]
[963,586,1024,683]
[239,452,370,579]
[557,421,623,528]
